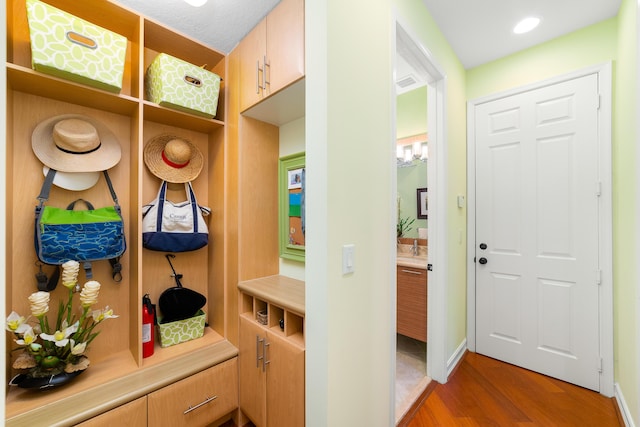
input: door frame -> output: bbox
[466,63,614,397]
[393,18,449,387]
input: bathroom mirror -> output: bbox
[279,152,305,262]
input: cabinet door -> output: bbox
[239,19,267,111]
[265,0,304,96]
[266,331,305,427]
[397,266,428,342]
[239,316,267,426]
[74,397,147,427]
[147,358,238,427]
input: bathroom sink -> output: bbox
[396,254,428,269]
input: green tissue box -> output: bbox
[146,53,221,118]
[26,0,127,93]
[158,310,206,347]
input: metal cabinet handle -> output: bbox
[255,60,261,94]
[263,55,270,89]
[401,269,423,275]
[183,395,218,414]
[256,335,264,368]
[262,341,271,372]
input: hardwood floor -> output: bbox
[402,352,623,427]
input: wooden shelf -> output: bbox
[142,101,224,133]
[7,64,140,115]
[238,275,305,316]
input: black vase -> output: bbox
[9,370,84,391]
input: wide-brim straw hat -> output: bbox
[32,114,122,173]
[143,134,203,183]
[43,166,101,191]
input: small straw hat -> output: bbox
[32,114,122,172]
[143,134,203,183]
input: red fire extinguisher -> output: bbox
[142,294,155,358]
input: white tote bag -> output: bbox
[142,181,210,252]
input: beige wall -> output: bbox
[305,0,396,425]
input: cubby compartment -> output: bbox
[285,310,304,346]
[269,305,285,332]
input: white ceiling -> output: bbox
[422,0,622,69]
[115,0,622,70]
[115,0,280,54]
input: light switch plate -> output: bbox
[342,244,355,275]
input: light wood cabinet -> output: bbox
[238,277,305,427]
[397,266,428,342]
[147,358,238,427]
[74,397,147,427]
[4,0,238,425]
[239,0,304,111]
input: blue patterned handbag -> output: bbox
[34,169,126,283]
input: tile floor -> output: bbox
[395,334,429,423]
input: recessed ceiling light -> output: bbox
[183,0,207,6]
[513,17,540,34]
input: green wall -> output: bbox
[397,162,427,238]
[397,86,428,237]
[612,0,638,422]
[306,0,638,424]
[396,0,469,369]
[467,5,637,424]
[397,86,427,139]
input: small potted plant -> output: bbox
[5,260,117,390]
[397,216,415,239]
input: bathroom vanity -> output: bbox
[396,242,427,342]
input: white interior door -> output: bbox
[474,73,601,391]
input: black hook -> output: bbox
[35,261,47,287]
[165,254,183,287]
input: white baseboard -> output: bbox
[615,382,636,427]
[447,338,467,377]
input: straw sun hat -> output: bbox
[143,134,203,183]
[31,114,122,173]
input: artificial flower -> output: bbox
[40,321,79,348]
[70,339,87,356]
[6,276,116,377]
[14,326,36,346]
[79,281,101,307]
[28,291,50,317]
[61,260,80,290]
[6,311,29,334]
[92,306,119,323]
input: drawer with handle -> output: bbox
[147,357,238,427]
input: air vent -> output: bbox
[397,75,417,88]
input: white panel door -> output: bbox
[475,74,601,391]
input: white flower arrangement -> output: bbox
[6,260,118,378]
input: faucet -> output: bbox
[412,239,418,256]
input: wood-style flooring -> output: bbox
[401,352,623,427]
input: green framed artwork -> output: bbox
[279,152,305,262]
